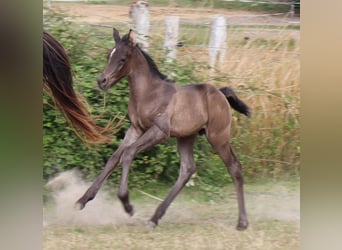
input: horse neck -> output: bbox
[127,48,164,99]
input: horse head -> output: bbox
[97,28,137,91]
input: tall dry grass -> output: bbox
[44,3,300,179]
[162,24,300,178]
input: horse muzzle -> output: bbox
[97,76,111,91]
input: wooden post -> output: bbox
[290,2,295,18]
[130,1,150,51]
[209,15,227,69]
[164,16,179,62]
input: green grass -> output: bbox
[96,0,292,13]
[43,5,300,187]
[44,221,299,249]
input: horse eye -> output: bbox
[119,58,126,64]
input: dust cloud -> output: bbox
[44,169,130,227]
[43,169,300,228]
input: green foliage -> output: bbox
[43,10,299,191]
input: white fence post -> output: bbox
[290,3,295,18]
[164,16,179,62]
[209,15,227,69]
[130,1,150,51]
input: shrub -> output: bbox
[43,9,299,190]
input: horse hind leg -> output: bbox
[208,135,248,230]
[149,135,197,227]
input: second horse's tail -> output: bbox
[43,31,117,145]
[219,87,251,117]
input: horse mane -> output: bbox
[136,45,174,82]
[43,31,117,145]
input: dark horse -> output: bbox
[43,31,114,145]
[76,28,250,230]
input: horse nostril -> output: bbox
[97,77,107,85]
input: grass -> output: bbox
[44,221,299,249]
[44,179,300,250]
[43,6,300,248]
[150,22,300,179]
[43,2,300,180]
[98,0,292,13]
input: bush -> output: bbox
[43,9,299,190]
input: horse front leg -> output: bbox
[75,126,140,210]
[117,124,169,216]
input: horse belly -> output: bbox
[170,107,207,137]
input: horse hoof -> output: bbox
[145,220,157,229]
[236,220,248,231]
[125,205,135,216]
[128,207,135,217]
[74,200,85,210]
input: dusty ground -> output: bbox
[43,170,299,250]
[46,2,299,25]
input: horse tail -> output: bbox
[219,87,251,117]
[43,31,118,146]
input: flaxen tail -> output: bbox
[219,87,251,117]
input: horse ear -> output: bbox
[128,29,137,47]
[113,28,120,44]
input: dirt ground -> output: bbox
[43,170,300,249]
[46,2,300,25]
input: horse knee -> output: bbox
[121,146,135,164]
